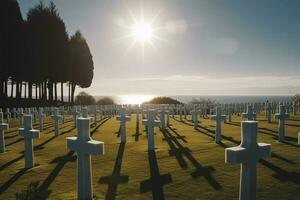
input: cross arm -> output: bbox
[67,137,105,155]
[225,146,246,164]
[209,115,216,120]
[19,128,40,139]
[256,143,271,159]
[0,123,9,130]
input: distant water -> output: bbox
[92,95,293,104]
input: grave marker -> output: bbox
[225,121,271,200]
[19,115,40,168]
[67,118,104,200]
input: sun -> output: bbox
[116,2,164,61]
[131,22,153,42]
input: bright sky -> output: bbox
[18,0,300,96]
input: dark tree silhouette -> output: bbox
[27,1,69,101]
[0,0,23,99]
[143,97,182,105]
[0,1,94,108]
[75,91,96,105]
[69,31,94,103]
[97,97,115,105]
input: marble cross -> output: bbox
[142,110,161,151]
[275,105,289,142]
[19,108,24,127]
[265,102,272,123]
[242,105,256,120]
[116,108,131,143]
[225,121,271,200]
[38,108,46,131]
[210,107,226,143]
[190,109,199,130]
[19,115,40,168]
[67,118,104,200]
[72,107,80,127]
[158,106,168,130]
[0,112,9,153]
[5,108,11,123]
[51,108,62,136]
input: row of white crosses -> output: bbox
[0,112,9,153]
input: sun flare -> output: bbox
[120,95,154,105]
[132,22,153,42]
[116,3,164,61]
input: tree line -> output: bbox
[0,0,94,105]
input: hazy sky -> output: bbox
[18,0,300,96]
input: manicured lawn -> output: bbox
[0,113,299,199]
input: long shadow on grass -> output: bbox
[161,130,188,169]
[258,130,298,147]
[4,133,18,140]
[99,142,129,200]
[132,121,142,141]
[195,126,299,178]
[226,122,240,127]
[0,155,24,171]
[285,123,300,128]
[287,118,300,122]
[0,168,28,193]
[39,150,76,198]
[5,138,23,147]
[140,150,172,200]
[38,117,111,196]
[259,159,300,185]
[162,129,222,190]
[167,125,187,143]
[259,128,297,143]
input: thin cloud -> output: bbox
[165,19,188,34]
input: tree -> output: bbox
[69,31,94,103]
[143,96,182,104]
[75,91,96,105]
[97,97,115,105]
[0,0,23,99]
[27,1,69,101]
[293,94,300,102]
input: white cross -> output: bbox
[158,106,168,130]
[116,108,131,143]
[265,102,272,123]
[67,118,104,200]
[12,108,17,119]
[5,108,11,123]
[190,109,199,129]
[72,107,80,127]
[51,108,62,136]
[210,107,226,143]
[225,121,271,200]
[242,105,256,120]
[38,108,46,131]
[275,105,289,142]
[142,110,160,151]
[179,105,183,121]
[0,112,9,153]
[18,108,24,127]
[19,115,40,168]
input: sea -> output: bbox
[93,95,293,104]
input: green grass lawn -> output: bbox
[0,112,299,199]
